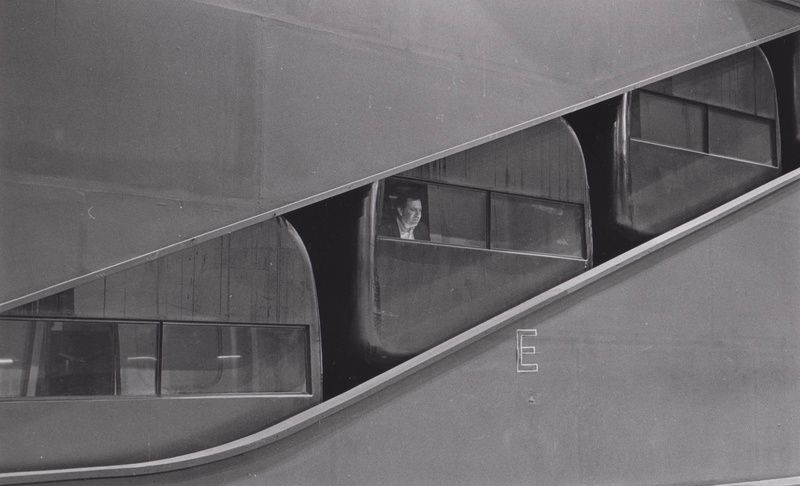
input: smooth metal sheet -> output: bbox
[2,0,800,308]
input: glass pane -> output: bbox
[708,107,774,165]
[631,91,706,152]
[37,321,116,396]
[490,194,585,258]
[31,320,157,396]
[0,321,35,398]
[427,184,487,248]
[117,323,158,396]
[0,319,157,398]
[161,324,308,395]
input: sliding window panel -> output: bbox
[27,320,158,397]
[38,321,117,396]
[427,184,487,248]
[117,323,158,396]
[631,91,706,152]
[490,194,585,258]
[708,108,775,165]
[0,320,35,397]
[161,324,309,395]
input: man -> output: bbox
[379,194,430,241]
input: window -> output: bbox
[161,324,308,395]
[631,91,705,152]
[117,324,159,395]
[0,319,309,398]
[0,320,157,397]
[379,177,586,259]
[708,107,774,164]
[630,90,775,166]
[38,321,117,396]
[427,184,487,247]
[490,193,584,258]
[0,321,34,397]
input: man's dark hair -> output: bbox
[393,190,422,211]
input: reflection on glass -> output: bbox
[0,320,158,397]
[708,108,774,165]
[161,324,308,395]
[631,91,706,152]
[427,184,487,248]
[631,91,776,167]
[0,319,310,398]
[490,194,584,258]
[379,177,588,258]
[0,321,34,397]
[118,324,158,395]
[38,321,116,396]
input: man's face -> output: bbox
[397,198,422,228]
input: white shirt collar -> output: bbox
[396,217,415,240]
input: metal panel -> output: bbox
[27,170,800,486]
[370,239,586,361]
[3,0,800,308]
[0,395,314,473]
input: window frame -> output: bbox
[630,89,777,167]
[377,176,587,260]
[0,317,313,401]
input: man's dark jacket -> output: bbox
[378,218,430,241]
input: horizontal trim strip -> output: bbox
[375,236,588,262]
[0,394,314,404]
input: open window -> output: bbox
[379,177,585,259]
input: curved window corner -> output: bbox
[0,319,158,398]
[629,47,778,169]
